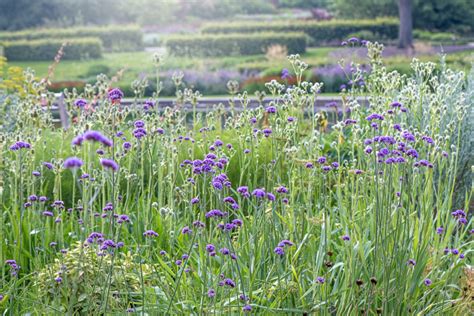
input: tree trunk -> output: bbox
[398,0,413,49]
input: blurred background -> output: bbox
[0,0,473,97]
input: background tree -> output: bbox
[398,0,413,48]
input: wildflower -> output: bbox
[42,211,54,217]
[43,162,54,169]
[281,68,290,79]
[402,131,415,142]
[342,235,350,241]
[243,305,252,312]
[63,157,83,169]
[267,193,276,201]
[10,141,31,150]
[266,106,277,113]
[83,130,113,147]
[316,276,325,284]
[100,159,119,171]
[181,226,192,235]
[262,128,272,137]
[451,249,459,255]
[348,37,359,44]
[424,278,432,286]
[143,99,155,110]
[133,128,147,139]
[108,88,124,102]
[206,244,215,253]
[224,278,236,288]
[252,188,266,198]
[117,215,130,224]
[208,289,216,297]
[287,116,295,122]
[274,247,285,256]
[175,260,182,266]
[123,142,132,150]
[193,220,205,228]
[390,101,402,108]
[322,165,332,172]
[143,229,158,237]
[278,240,294,247]
[55,276,63,283]
[407,259,416,266]
[191,197,199,204]
[458,218,467,225]
[220,248,230,255]
[205,209,227,218]
[74,98,87,107]
[436,226,444,234]
[366,113,384,121]
[451,209,466,218]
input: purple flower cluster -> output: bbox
[10,141,31,151]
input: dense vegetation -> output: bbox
[0,43,472,314]
[201,18,399,46]
[1,38,103,61]
[165,32,307,57]
[0,25,143,52]
[1,0,472,34]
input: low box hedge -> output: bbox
[1,37,103,61]
[0,25,143,52]
[166,32,307,56]
[201,18,399,46]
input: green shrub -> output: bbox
[166,32,307,57]
[0,25,143,52]
[201,18,399,46]
[1,37,103,61]
[413,30,457,42]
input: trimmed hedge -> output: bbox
[201,18,399,46]
[1,38,103,61]
[166,32,307,56]
[0,25,143,52]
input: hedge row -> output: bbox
[166,32,307,57]
[1,38,103,61]
[201,18,399,45]
[0,25,143,51]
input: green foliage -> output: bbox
[413,0,474,32]
[201,18,399,46]
[277,0,329,9]
[34,242,154,314]
[331,0,474,33]
[166,32,307,57]
[1,38,103,61]
[413,30,457,42]
[0,25,143,52]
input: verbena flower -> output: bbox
[108,88,124,102]
[100,159,119,171]
[74,98,87,108]
[63,157,83,169]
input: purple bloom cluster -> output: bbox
[10,141,31,151]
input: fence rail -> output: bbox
[51,94,369,128]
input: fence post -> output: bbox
[57,93,69,129]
